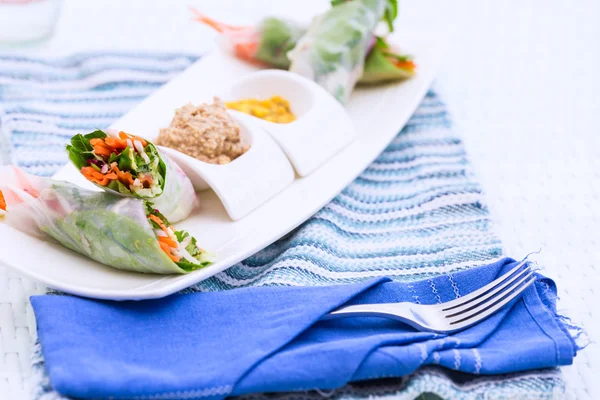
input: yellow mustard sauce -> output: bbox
[225,96,296,124]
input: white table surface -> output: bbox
[0,0,598,399]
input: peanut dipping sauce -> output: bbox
[156,97,249,165]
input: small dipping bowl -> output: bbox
[221,70,357,177]
[159,113,295,221]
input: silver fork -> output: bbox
[321,260,535,333]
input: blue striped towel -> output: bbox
[0,53,567,399]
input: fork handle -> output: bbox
[320,303,430,331]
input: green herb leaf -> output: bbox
[66,144,90,170]
[173,229,211,271]
[84,130,108,140]
[153,146,167,193]
[108,153,119,164]
[145,203,170,227]
[66,130,108,169]
[383,0,398,32]
[118,147,137,173]
[106,179,132,195]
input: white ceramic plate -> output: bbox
[0,30,441,300]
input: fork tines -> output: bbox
[442,260,536,328]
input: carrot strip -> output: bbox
[109,165,134,187]
[80,166,98,180]
[158,236,178,248]
[148,214,181,262]
[159,242,171,252]
[148,214,169,232]
[93,143,114,157]
[105,137,128,150]
[0,190,6,211]
[158,241,180,262]
[95,173,117,186]
[80,167,117,186]
[90,138,117,156]
[94,148,112,158]
[118,131,147,147]
[89,138,105,146]
[117,170,134,186]
[392,60,416,70]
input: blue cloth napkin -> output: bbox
[31,257,577,399]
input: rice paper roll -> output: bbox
[0,167,211,274]
[288,0,387,103]
[191,8,305,69]
[360,37,416,83]
[191,5,414,87]
[66,129,197,222]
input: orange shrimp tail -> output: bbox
[189,6,246,32]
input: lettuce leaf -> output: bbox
[47,209,186,274]
[66,130,107,170]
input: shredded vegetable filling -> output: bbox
[145,205,209,270]
[68,130,165,198]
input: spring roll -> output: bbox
[66,129,197,222]
[288,0,388,103]
[191,8,304,69]
[0,167,211,274]
[192,4,413,89]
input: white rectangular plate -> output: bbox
[0,29,441,300]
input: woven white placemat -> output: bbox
[0,0,598,399]
[0,271,44,399]
[433,1,600,398]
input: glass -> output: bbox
[0,0,62,44]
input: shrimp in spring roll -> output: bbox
[192,2,412,100]
[0,167,211,274]
[191,8,304,69]
[66,129,197,222]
